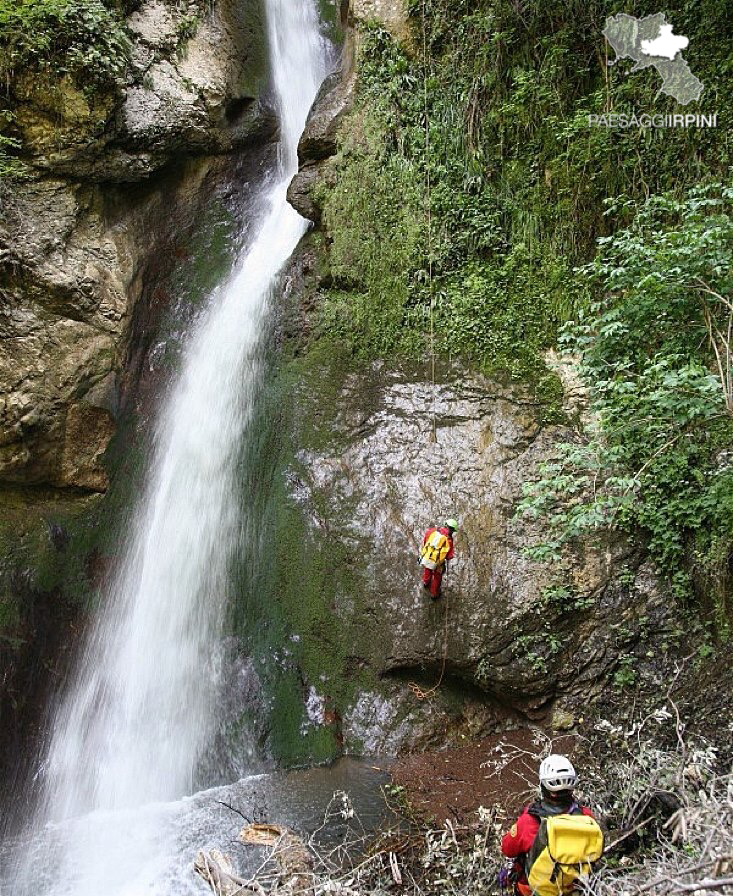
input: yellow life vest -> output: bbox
[526,814,604,896]
[421,529,451,567]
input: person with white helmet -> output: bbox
[500,754,595,895]
[419,518,458,599]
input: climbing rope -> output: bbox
[407,2,450,703]
[408,590,450,701]
[422,0,437,444]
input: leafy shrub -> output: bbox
[520,183,733,614]
[0,0,130,90]
[0,130,26,179]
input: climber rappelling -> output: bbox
[419,518,458,599]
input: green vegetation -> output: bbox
[0,134,24,179]
[612,654,638,689]
[521,184,733,621]
[311,0,733,619]
[316,18,579,387]
[0,486,104,656]
[0,0,130,88]
[0,109,26,178]
[315,0,731,392]
[317,0,344,44]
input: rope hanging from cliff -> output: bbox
[422,0,437,445]
[406,0,450,704]
[408,591,450,701]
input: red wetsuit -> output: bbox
[501,803,594,894]
[421,526,455,598]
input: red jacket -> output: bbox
[422,526,455,561]
[502,803,594,879]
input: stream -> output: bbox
[1,759,391,895]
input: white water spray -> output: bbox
[5,2,328,893]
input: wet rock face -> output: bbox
[1,0,276,491]
[0,514,92,820]
[0,157,242,488]
[287,71,353,222]
[117,0,275,177]
[0,180,126,488]
[285,361,679,750]
[13,0,275,181]
[350,0,410,40]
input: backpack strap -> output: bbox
[524,812,548,879]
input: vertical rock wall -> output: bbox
[1,0,276,491]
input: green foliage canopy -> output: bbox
[521,183,733,618]
[315,0,732,389]
[0,0,130,88]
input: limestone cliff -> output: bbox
[1,0,274,491]
[242,347,686,759]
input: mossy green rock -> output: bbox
[228,343,684,762]
[8,0,274,180]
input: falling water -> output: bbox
[3,2,328,893]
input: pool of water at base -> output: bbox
[0,757,392,896]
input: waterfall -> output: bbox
[3,2,328,893]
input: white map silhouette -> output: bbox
[603,13,703,104]
[641,24,689,59]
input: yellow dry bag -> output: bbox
[420,529,451,569]
[526,814,603,896]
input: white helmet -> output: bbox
[539,754,577,792]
